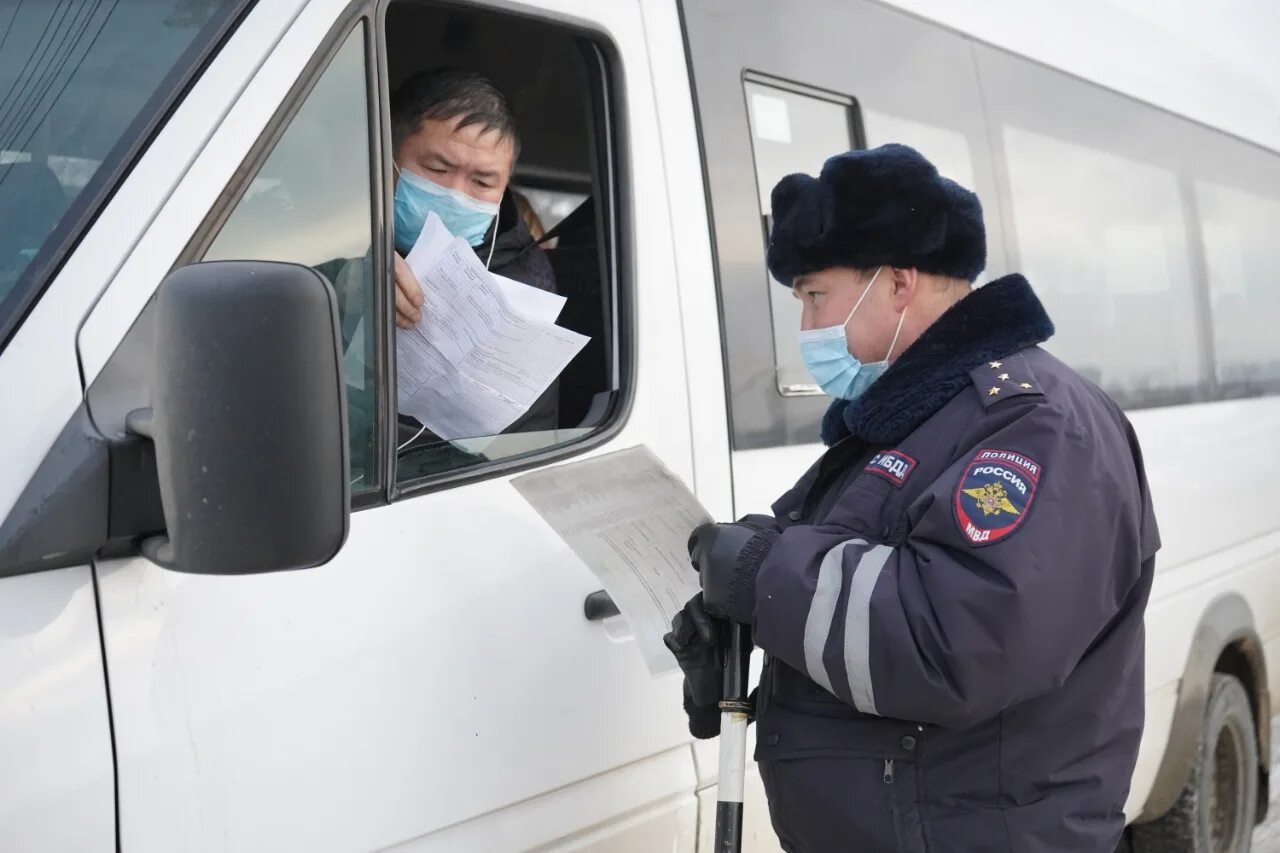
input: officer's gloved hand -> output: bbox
[687,522,779,626]
[664,593,722,739]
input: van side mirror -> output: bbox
[128,261,350,574]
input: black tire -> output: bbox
[1132,673,1259,853]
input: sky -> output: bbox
[889,0,1280,153]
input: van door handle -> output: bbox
[583,590,620,621]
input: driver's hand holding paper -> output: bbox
[394,212,588,441]
[393,253,424,329]
[388,69,585,442]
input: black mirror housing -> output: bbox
[139,260,350,574]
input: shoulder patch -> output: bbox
[864,450,917,487]
[969,353,1044,409]
[953,448,1042,546]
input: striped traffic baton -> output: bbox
[715,621,753,852]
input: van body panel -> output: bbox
[95,489,692,851]
[86,0,705,849]
[381,747,698,852]
[0,566,113,853]
[636,0,733,523]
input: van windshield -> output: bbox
[0,0,241,342]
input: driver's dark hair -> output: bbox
[390,68,520,160]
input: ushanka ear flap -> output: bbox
[767,173,834,282]
[904,189,950,257]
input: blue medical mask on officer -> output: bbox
[798,265,907,400]
[393,163,499,254]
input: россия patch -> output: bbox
[953,448,1041,546]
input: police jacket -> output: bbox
[739,274,1160,853]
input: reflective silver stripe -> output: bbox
[802,539,865,693]
[843,545,894,715]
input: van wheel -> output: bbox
[1132,674,1258,853]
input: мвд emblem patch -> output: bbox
[953,448,1042,546]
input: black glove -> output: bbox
[664,594,723,739]
[687,522,776,625]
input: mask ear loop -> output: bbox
[842,265,884,327]
[884,307,907,364]
[484,219,498,271]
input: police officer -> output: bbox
[665,144,1160,852]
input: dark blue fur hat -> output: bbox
[766,143,986,284]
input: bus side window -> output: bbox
[978,47,1204,409]
[1195,179,1280,397]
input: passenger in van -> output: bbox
[670,144,1160,852]
[512,190,547,243]
[389,69,559,441]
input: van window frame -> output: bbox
[377,0,636,503]
[174,1,634,509]
[0,0,256,355]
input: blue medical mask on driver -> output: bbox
[798,266,906,400]
[393,164,500,253]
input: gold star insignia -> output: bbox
[988,387,1001,396]
[1019,382,1033,389]
[998,373,1010,381]
[989,361,1003,369]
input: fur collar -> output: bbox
[822,274,1054,446]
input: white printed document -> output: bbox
[396,213,587,439]
[511,446,709,675]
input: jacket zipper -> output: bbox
[883,759,896,784]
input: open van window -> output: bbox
[141,1,625,504]
[0,0,244,348]
[384,2,623,487]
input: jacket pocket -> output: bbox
[757,754,927,853]
[888,758,929,853]
[755,703,929,852]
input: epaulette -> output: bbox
[969,352,1045,409]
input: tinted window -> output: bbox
[744,76,857,396]
[979,47,1205,408]
[742,79,988,400]
[1001,126,1201,404]
[684,0,1000,449]
[0,0,239,340]
[1195,179,1280,396]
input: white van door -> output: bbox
[75,0,710,850]
[0,566,114,851]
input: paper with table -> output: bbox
[396,212,588,440]
[511,446,709,676]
